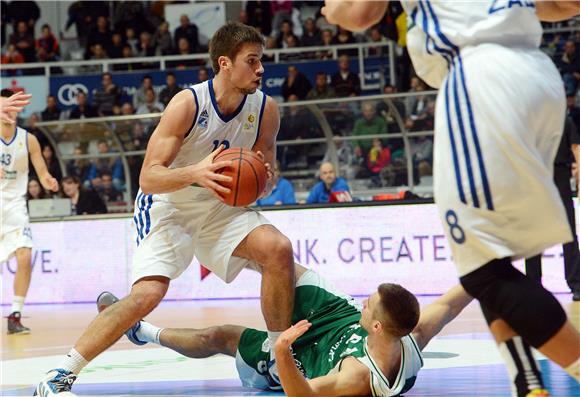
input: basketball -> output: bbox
[214,148,268,207]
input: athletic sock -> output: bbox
[11,295,25,314]
[58,348,88,375]
[267,331,282,359]
[135,321,163,345]
[564,357,580,381]
[498,336,544,397]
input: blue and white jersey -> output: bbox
[403,0,542,88]
[1,126,29,203]
[170,79,267,169]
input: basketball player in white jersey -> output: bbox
[322,1,580,397]
[1,89,59,334]
[36,22,294,396]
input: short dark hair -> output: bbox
[376,283,420,338]
[1,89,15,98]
[166,72,175,78]
[102,72,112,79]
[62,175,80,185]
[209,22,264,74]
[143,75,152,82]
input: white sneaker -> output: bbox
[34,369,78,396]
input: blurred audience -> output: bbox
[98,172,123,203]
[69,91,98,119]
[133,75,154,110]
[256,161,296,206]
[307,162,351,204]
[307,72,335,100]
[35,24,59,62]
[41,95,61,121]
[27,178,49,200]
[331,55,361,97]
[9,20,35,62]
[62,176,107,215]
[352,101,387,158]
[174,14,199,53]
[159,72,181,107]
[281,65,312,101]
[136,88,164,115]
[41,144,63,182]
[93,72,121,116]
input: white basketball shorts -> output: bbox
[434,44,571,276]
[0,198,32,262]
[131,186,271,284]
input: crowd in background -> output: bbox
[0,1,578,213]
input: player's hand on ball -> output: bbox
[190,144,233,201]
[274,320,312,351]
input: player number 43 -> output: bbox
[445,209,466,244]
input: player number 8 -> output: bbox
[445,209,466,244]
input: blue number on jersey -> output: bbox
[212,139,230,152]
[489,0,534,15]
[0,153,12,166]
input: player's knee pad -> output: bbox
[460,258,567,348]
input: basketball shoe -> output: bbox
[526,389,551,397]
[96,291,147,345]
[7,311,30,335]
[34,368,77,396]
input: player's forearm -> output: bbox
[274,346,316,397]
[536,1,579,22]
[140,164,196,194]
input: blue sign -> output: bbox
[49,57,390,109]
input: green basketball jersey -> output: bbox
[236,270,423,396]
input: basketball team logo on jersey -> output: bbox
[243,113,257,132]
[198,109,209,129]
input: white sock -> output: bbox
[11,296,25,314]
[135,321,162,344]
[267,331,282,359]
[564,357,580,381]
[498,336,543,397]
[58,348,88,375]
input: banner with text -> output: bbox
[1,203,575,304]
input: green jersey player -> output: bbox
[97,264,472,397]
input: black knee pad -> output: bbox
[460,258,567,348]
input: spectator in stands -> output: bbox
[306,162,351,204]
[263,36,278,62]
[411,135,434,166]
[1,44,25,70]
[239,9,249,25]
[322,138,361,180]
[557,40,580,95]
[159,72,181,107]
[66,147,92,184]
[113,2,149,36]
[98,172,122,204]
[154,21,173,56]
[137,31,157,57]
[88,43,109,71]
[114,45,137,71]
[69,91,98,119]
[27,178,48,200]
[61,176,107,215]
[7,0,40,38]
[278,94,315,166]
[86,15,112,60]
[405,76,428,117]
[307,72,335,100]
[133,75,153,110]
[64,1,107,48]
[107,31,125,59]
[331,55,361,97]
[41,144,63,182]
[174,14,199,53]
[352,101,387,157]
[416,160,433,193]
[281,34,302,61]
[89,140,124,191]
[270,0,293,36]
[377,85,406,129]
[406,98,435,132]
[246,0,272,36]
[198,66,209,82]
[136,88,164,115]
[302,18,323,47]
[256,161,296,206]
[93,72,121,117]
[36,24,59,62]
[9,21,36,62]
[333,26,357,57]
[317,28,334,60]
[281,65,312,101]
[367,27,387,56]
[121,102,135,115]
[276,20,295,48]
[367,138,391,186]
[167,37,199,69]
[125,27,139,54]
[41,95,61,121]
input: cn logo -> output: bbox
[57,84,88,106]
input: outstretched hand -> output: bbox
[0,92,32,124]
[274,320,312,351]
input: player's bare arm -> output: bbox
[139,89,233,198]
[274,320,371,397]
[536,1,579,22]
[412,285,473,351]
[252,95,280,196]
[322,0,388,31]
[27,134,58,192]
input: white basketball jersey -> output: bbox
[402,0,542,88]
[1,126,29,202]
[170,79,267,169]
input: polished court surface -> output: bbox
[2,295,579,396]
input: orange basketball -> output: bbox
[214,148,268,207]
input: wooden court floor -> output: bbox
[2,295,579,396]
